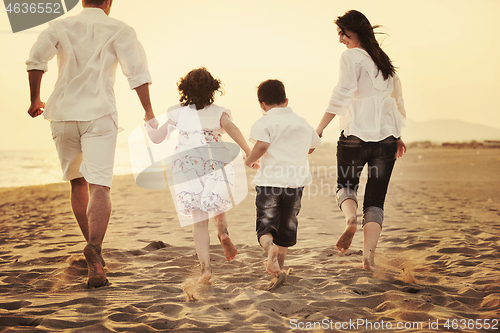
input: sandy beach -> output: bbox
[1,145,499,332]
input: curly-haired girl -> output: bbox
[146,67,253,283]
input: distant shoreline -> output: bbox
[406,140,500,149]
[1,144,498,190]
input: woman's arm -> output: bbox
[397,138,406,158]
[220,112,251,157]
[316,112,336,138]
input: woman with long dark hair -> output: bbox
[315,10,406,270]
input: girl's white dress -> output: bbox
[146,104,234,216]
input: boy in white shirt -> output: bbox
[245,79,322,287]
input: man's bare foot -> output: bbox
[336,217,357,253]
[266,245,280,276]
[219,233,237,261]
[83,244,108,289]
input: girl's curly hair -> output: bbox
[177,67,224,110]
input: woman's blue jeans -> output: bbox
[336,133,398,228]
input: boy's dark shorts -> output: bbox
[255,186,304,247]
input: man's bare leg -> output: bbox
[192,210,212,284]
[70,177,89,242]
[84,184,111,288]
[363,222,381,271]
[214,212,237,261]
[259,233,280,276]
[336,199,358,253]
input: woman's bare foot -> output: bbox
[83,244,108,288]
[218,233,237,261]
[266,245,280,276]
[336,216,357,253]
[363,256,376,271]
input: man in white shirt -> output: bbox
[245,79,321,288]
[26,0,155,288]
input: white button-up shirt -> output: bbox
[249,107,322,188]
[26,8,152,122]
[326,48,406,142]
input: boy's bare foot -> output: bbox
[266,245,280,276]
[83,244,108,289]
[219,233,237,261]
[336,217,357,253]
[266,269,288,291]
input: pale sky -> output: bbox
[1,0,499,150]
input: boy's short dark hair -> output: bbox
[257,79,287,105]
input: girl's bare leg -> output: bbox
[336,199,358,253]
[214,212,237,261]
[192,210,211,284]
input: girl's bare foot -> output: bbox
[266,245,280,276]
[336,216,357,253]
[218,233,237,261]
[198,271,212,284]
[198,262,212,284]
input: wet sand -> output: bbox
[1,145,499,332]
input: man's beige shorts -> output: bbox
[50,113,118,188]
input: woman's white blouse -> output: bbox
[326,48,406,142]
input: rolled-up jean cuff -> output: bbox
[336,187,358,209]
[363,206,384,228]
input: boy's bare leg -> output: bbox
[363,222,381,271]
[336,199,358,253]
[277,246,288,270]
[84,184,111,288]
[213,212,237,261]
[192,210,212,284]
[70,177,90,242]
[259,233,280,276]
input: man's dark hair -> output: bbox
[85,0,107,6]
[257,79,287,105]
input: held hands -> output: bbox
[397,138,407,158]
[248,161,260,170]
[243,154,260,170]
[144,110,156,122]
[27,99,45,118]
[145,117,159,130]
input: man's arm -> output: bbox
[27,70,45,118]
[134,83,155,121]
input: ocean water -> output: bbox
[0,144,134,188]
